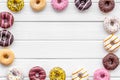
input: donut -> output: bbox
[72,68,89,80]
[104,17,120,34]
[0,49,14,65]
[7,0,24,12]
[74,0,92,11]
[94,68,110,80]
[0,12,14,29]
[103,34,120,52]
[30,0,46,11]
[7,67,23,80]
[51,0,68,11]
[0,30,14,47]
[29,66,46,80]
[103,53,119,70]
[49,67,66,80]
[99,0,115,13]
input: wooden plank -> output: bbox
[0,3,119,21]
[10,22,106,40]
[0,59,120,77]
[9,41,120,58]
[7,22,120,40]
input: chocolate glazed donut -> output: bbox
[99,0,115,13]
[29,66,46,80]
[103,53,119,70]
[74,0,92,11]
[0,30,14,47]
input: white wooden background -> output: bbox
[0,0,120,80]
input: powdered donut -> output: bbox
[103,53,119,70]
[30,0,46,11]
[7,67,23,80]
[0,12,14,29]
[51,0,68,11]
[29,66,46,80]
[104,17,120,34]
[94,68,110,80]
[7,0,24,12]
[103,34,120,52]
[49,67,66,80]
[74,0,92,11]
[99,0,115,13]
[0,49,14,65]
[0,30,14,47]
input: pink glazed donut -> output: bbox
[0,12,14,29]
[51,0,68,11]
[94,68,110,80]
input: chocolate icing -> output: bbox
[99,0,115,13]
[103,53,119,70]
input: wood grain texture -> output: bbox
[8,22,120,40]
[8,41,120,58]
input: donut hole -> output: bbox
[109,58,114,64]
[55,71,60,77]
[110,41,114,46]
[57,0,61,3]
[2,36,7,41]
[80,0,86,5]
[35,73,40,78]
[3,54,9,59]
[105,1,110,6]
[100,74,105,78]
[78,73,83,78]
[110,21,114,26]
[36,0,40,4]
[4,18,8,23]
[12,72,17,76]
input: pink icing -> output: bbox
[0,12,14,29]
[51,0,68,11]
[94,68,110,80]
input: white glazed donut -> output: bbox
[7,67,24,80]
[104,16,120,34]
[104,34,120,52]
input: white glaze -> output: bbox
[104,16,120,34]
[7,67,24,80]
